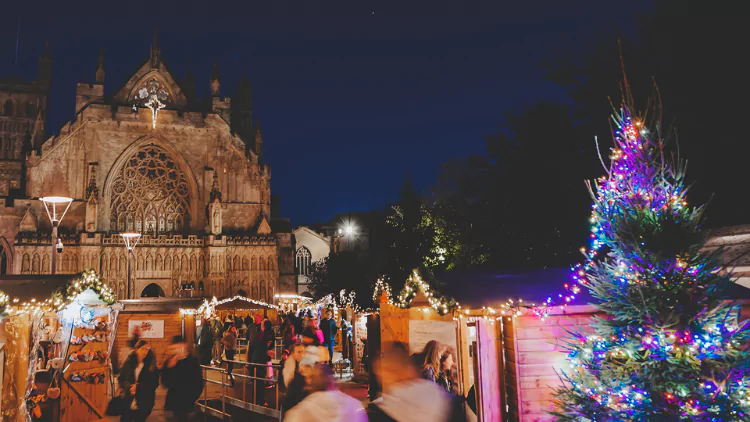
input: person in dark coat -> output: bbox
[119,340,159,422]
[197,319,213,366]
[162,336,204,422]
[320,310,338,365]
[249,319,275,405]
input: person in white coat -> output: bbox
[283,364,366,422]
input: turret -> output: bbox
[210,62,221,96]
[95,49,105,84]
[150,29,161,68]
[254,121,263,161]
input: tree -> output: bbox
[553,89,750,420]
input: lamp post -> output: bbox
[120,233,141,299]
[40,196,73,275]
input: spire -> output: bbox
[236,70,252,108]
[150,28,161,68]
[210,62,221,96]
[38,42,52,89]
[95,48,105,83]
[210,170,222,202]
[86,165,99,200]
[183,62,196,100]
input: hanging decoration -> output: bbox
[134,78,170,129]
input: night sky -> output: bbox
[1,0,651,226]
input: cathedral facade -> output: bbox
[0,37,295,301]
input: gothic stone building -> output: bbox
[0,38,295,301]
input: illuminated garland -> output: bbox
[0,291,8,315]
[184,295,280,317]
[392,269,456,315]
[373,277,392,304]
[52,268,116,310]
[2,270,115,316]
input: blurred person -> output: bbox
[162,336,204,422]
[249,319,276,405]
[129,324,143,348]
[283,364,366,422]
[320,310,338,365]
[302,318,324,346]
[197,318,213,366]
[222,323,238,386]
[119,340,159,422]
[282,323,296,351]
[367,342,465,422]
[282,343,307,411]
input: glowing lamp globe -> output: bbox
[120,232,142,251]
[40,196,73,226]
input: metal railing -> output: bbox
[198,361,283,421]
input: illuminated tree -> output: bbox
[553,86,750,420]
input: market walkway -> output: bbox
[101,377,369,421]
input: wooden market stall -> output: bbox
[375,271,471,399]
[0,270,118,422]
[439,268,750,422]
[114,297,204,369]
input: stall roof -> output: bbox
[119,297,205,313]
[0,274,78,302]
[215,297,277,310]
[438,268,750,309]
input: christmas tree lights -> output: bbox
[553,89,750,420]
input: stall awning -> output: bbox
[0,274,78,302]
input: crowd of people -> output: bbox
[114,308,471,422]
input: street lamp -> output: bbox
[120,232,142,299]
[335,220,358,252]
[40,196,73,275]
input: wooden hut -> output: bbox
[440,268,750,422]
[0,271,118,422]
[114,297,204,368]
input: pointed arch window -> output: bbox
[296,247,312,276]
[110,144,190,234]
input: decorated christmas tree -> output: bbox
[553,83,750,420]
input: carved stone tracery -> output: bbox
[109,144,190,234]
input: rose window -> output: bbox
[110,144,190,234]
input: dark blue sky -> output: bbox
[1,0,650,226]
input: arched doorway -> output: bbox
[141,283,166,297]
[237,289,248,297]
